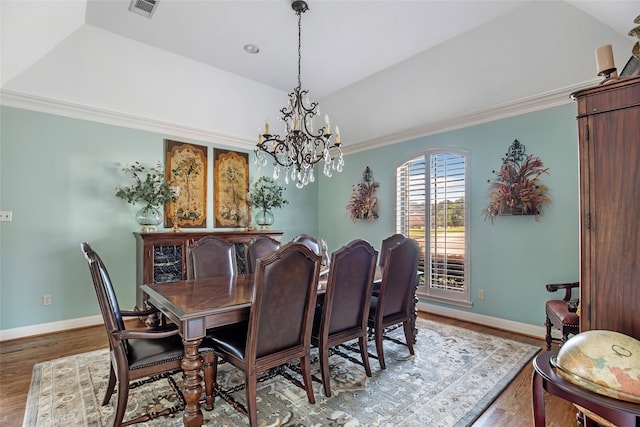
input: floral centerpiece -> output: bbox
[115,162,176,231]
[482,151,550,223]
[247,176,288,228]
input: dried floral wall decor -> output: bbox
[482,139,550,223]
[346,166,379,222]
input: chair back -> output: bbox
[377,238,420,319]
[321,239,378,337]
[292,233,322,256]
[245,236,280,274]
[81,242,129,355]
[248,242,321,360]
[379,233,405,267]
[186,236,237,279]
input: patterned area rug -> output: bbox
[23,318,539,426]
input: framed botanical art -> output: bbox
[164,139,207,228]
[214,148,250,228]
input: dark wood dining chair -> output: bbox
[244,236,280,274]
[372,233,405,296]
[292,233,322,256]
[379,233,405,268]
[80,242,216,427]
[544,281,580,350]
[208,242,321,427]
[368,238,420,370]
[186,235,237,279]
[311,239,378,397]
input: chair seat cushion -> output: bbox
[128,335,214,370]
[546,300,579,326]
[209,321,249,360]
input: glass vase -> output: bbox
[254,209,274,230]
[136,204,162,232]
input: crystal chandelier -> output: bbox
[254,0,344,189]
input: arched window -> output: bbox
[395,148,470,307]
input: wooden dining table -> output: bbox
[141,273,329,426]
[141,266,417,427]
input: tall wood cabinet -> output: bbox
[134,230,283,309]
[572,76,640,340]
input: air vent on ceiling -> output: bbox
[129,0,158,18]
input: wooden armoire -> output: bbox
[572,76,640,340]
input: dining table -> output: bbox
[141,272,328,426]
[141,266,417,427]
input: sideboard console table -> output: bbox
[134,230,284,310]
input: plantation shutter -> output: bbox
[395,157,426,254]
[428,152,466,294]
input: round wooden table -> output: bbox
[532,351,640,427]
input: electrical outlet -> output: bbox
[43,295,52,306]
[0,211,12,222]
[477,289,485,300]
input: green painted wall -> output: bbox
[318,104,580,327]
[1,103,579,331]
[0,106,316,330]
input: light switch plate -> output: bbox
[0,211,12,222]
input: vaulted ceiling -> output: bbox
[1,1,638,151]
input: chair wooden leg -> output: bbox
[113,367,129,427]
[545,316,553,351]
[403,320,415,355]
[375,328,386,370]
[300,355,316,404]
[358,335,372,377]
[102,363,117,405]
[319,343,331,397]
[202,352,214,410]
[210,354,219,409]
[245,372,258,427]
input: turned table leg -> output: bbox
[182,338,204,427]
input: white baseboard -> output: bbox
[1,304,558,342]
[417,301,554,340]
[0,315,104,342]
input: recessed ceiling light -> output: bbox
[244,44,260,54]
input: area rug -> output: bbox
[23,318,539,426]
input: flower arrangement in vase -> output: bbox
[247,176,288,229]
[115,162,176,232]
[482,140,550,223]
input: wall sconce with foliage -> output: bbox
[346,166,379,222]
[482,139,550,223]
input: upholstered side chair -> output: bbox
[368,238,420,370]
[208,242,322,427]
[244,236,280,274]
[379,233,405,268]
[81,242,215,427]
[186,235,237,279]
[292,233,322,256]
[544,281,580,350]
[311,239,378,397]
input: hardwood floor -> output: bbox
[0,312,577,426]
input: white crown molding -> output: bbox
[2,78,599,156]
[0,89,256,151]
[343,78,600,155]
